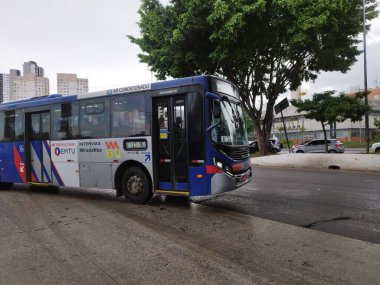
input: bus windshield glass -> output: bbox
[211,97,248,146]
[210,78,239,99]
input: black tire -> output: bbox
[296,150,304,153]
[121,167,152,204]
[0,182,13,190]
[328,149,337,153]
[375,148,380,153]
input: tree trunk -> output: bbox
[252,114,271,155]
[321,123,328,153]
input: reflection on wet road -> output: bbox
[198,166,380,244]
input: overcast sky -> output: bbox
[0,0,379,96]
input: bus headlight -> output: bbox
[214,158,233,176]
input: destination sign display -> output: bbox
[123,139,148,151]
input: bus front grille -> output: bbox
[228,147,250,160]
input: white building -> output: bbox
[57,73,88,96]
[23,61,44,77]
[12,73,49,100]
[0,73,10,103]
[273,88,380,142]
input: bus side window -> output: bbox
[112,96,129,137]
[14,110,24,141]
[4,111,16,142]
[80,99,110,138]
[111,94,150,138]
[51,103,79,140]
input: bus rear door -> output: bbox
[153,96,188,195]
[25,112,52,183]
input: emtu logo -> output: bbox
[55,148,61,156]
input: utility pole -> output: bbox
[363,0,370,153]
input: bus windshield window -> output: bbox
[210,99,248,146]
[210,78,239,99]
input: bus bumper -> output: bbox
[210,168,251,195]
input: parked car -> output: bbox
[270,138,283,152]
[292,139,345,153]
[249,139,281,153]
[370,142,380,153]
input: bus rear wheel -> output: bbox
[0,182,13,190]
[121,167,152,204]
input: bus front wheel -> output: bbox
[121,167,152,204]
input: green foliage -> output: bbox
[243,109,254,138]
[375,117,380,129]
[291,91,371,152]
[291,91,371,125]
[130,0,378,154]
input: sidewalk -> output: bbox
[251,153,380,172]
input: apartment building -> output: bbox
[23,61,44,77]
[0,73,10,103]
[12,73,49,100]
[57,73,88,95]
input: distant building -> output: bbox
[273,88,380,142]
[1,61,88,102]
[57,73,88,95]
[12,73,49,100]
[23,61,44,77]
[9,69,21,102]
[1,61,50,101]
[0,73,10,103]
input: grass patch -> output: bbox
[343,141,379,148]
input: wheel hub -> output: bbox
[127,175,143,195]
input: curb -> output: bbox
[251,153,380,173]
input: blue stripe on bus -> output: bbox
[159,182,171,190]
[31,141,42,182]
[42,140,64,186]
[42,140,52,183]
[175,183,188,191]
[51,161,64,186]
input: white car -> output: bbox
[370,142,380,153]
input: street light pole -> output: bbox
[363,0,370,153]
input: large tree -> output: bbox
[291,91,371,152]
[129,0,378,154]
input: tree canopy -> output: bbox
[291,91,371,152]
[129,0,378,154]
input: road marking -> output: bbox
[373,229,380,233]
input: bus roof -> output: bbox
[0,75,211,111]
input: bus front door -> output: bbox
[25,112,52,183]
[153,97,188,194]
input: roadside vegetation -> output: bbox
[129,0,378,155]
[291,91,370,153]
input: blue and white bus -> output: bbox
[0,75,251,203]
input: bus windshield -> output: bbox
[210,97,248,146]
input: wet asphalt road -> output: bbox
[1,171,380,284]
[2,184,380,284]
[198,166,380,244]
